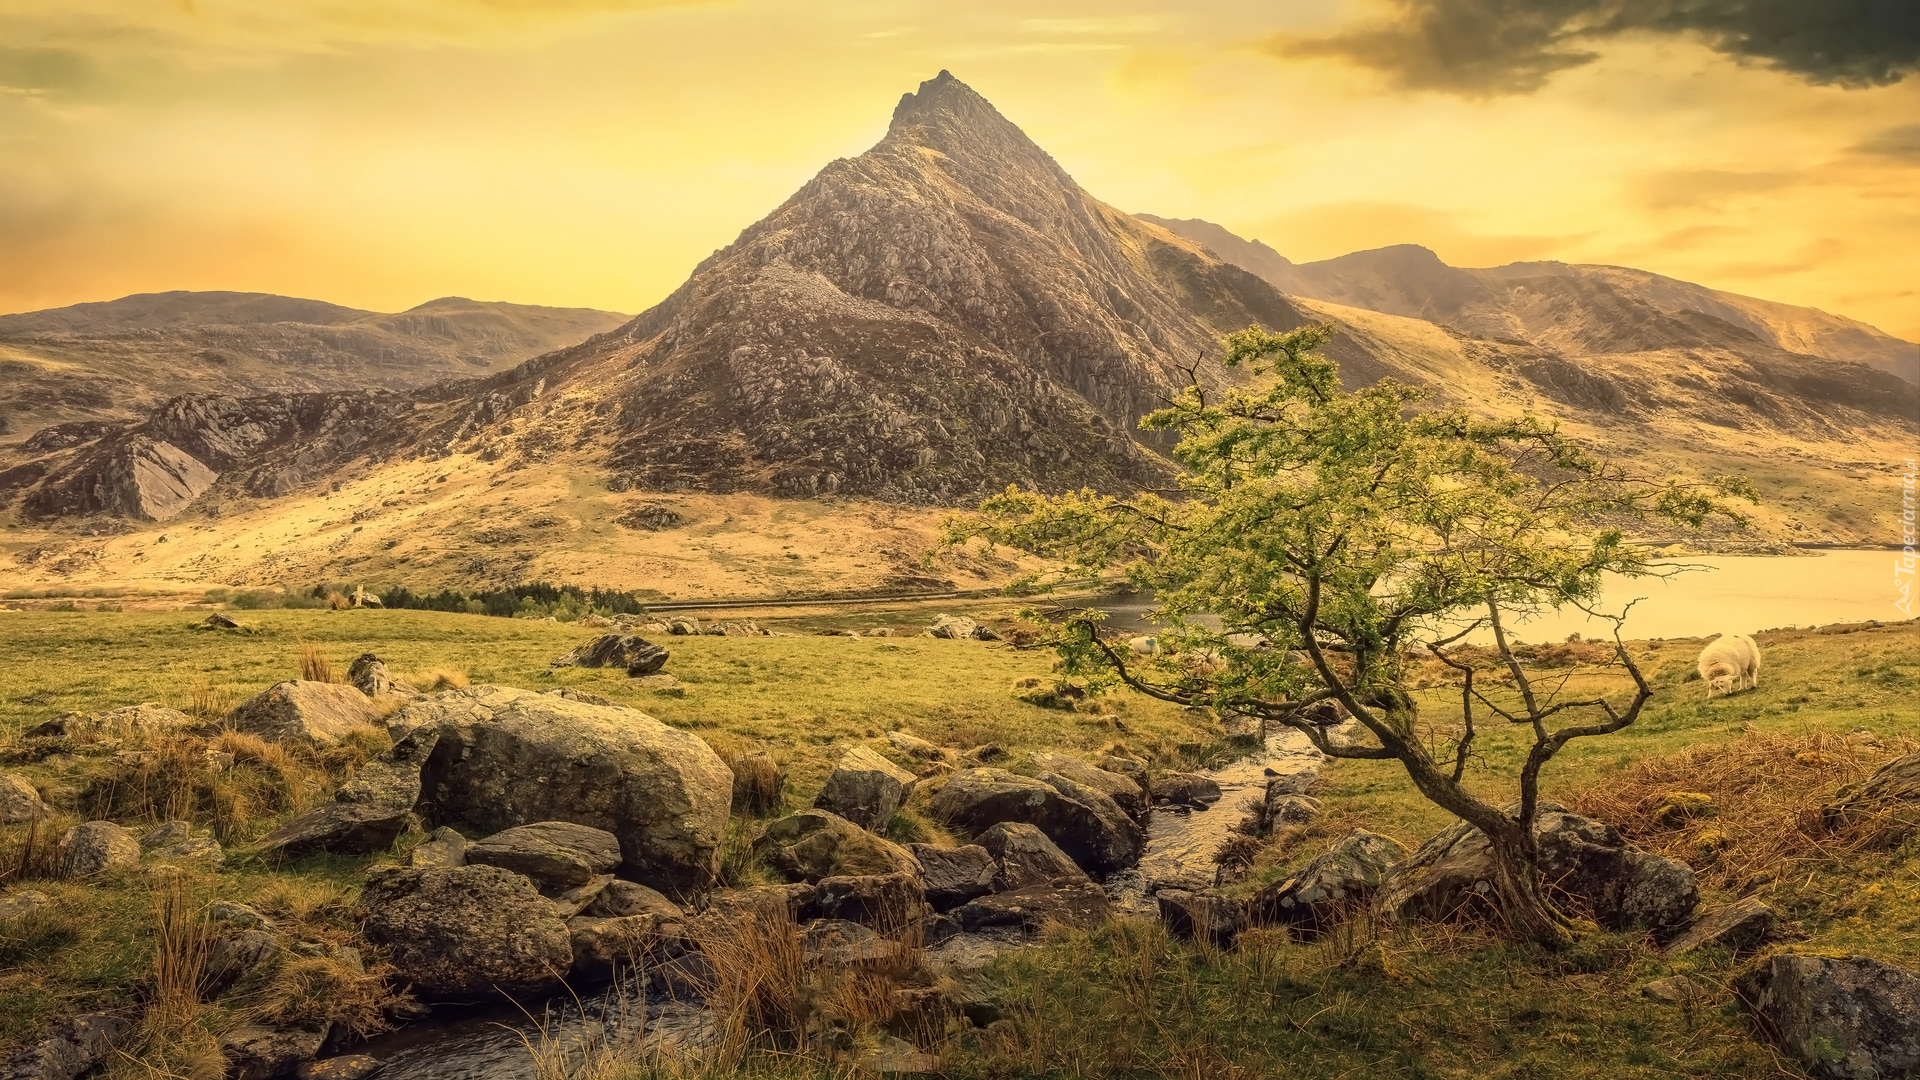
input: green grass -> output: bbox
[1,609,1917,1076]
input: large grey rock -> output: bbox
[1033,753,1146,820]
[225,681,379,746]
[1,1012,134,1080]
[1154,773,1222,808]
[393,685,732,898]
[930,768,1143,874]
[220,1024,328,1080]
[359,864,573,998]
[953,881,1112,934]
[928,615,978,640]
[1666,897,1776,956]
[549,634,669,676]
[583,879,684,921]
[976,822,1087,890]
[1738,954,1920,1079]
[814,745,918,831]
[908,844,997,911]
[567,914,662,982]
[347,653,413,698]
[253,728,438,858]
[1156,889,1246,949]
[1251,829,1407,935]
[25,704,196,741]
[1374,808,1697,934]
[753,810,923,881]
[408,826,467,868]
[0,773,45,825]
[466,821,624,892]
[56,822,140,877]
[809,872,928,927]
[205,930,285,996]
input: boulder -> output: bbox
[930,768,1144,874]
[1665,897,1777,957]
[928,615,978,640]
[219,1024,329,1080]
[466,821,624,892]
[814,746,918,831]
[141,821,191,850]
[1251,829,1407,935]
[1374,808,1698,935]
[753,810,923,881]
[887,731,947,762]
[0,1012,134,1080]
[549,634,669,676]
[57,822,140,877]
[346,653,413,698]
[1824,751,1920,828]
[408,826,467,869]
[583,879,684,921]
[358,864,573,998]
[205,930,285,996]
[1094,754,1149,794]
[908,844,997,911]
[1264,794,1322,832]
[952,881,1112,934]
[976,822,1088,890]
[392,685,732,898]
[225,681,378,747]
[1737,954,1920,1079]
[253,728,439,858]
[801,918,906,967]
[148,836,224,866]
[1156,889,1247,949]
[26,704,195,741]
[567,914,662,982]
[1154,773,1222,808]
[808,872,928,927]
[0,773,46,825]
[1033,753,1146,820]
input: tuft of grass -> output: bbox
[249,952,407,1038]
[722,750,783,818]
[297,642,339,684]
[184,676,236,722]
[81,730,334,843]
[106,884,224,1080]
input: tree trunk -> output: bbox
[1485,824,1574,948]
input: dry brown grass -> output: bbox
[0,809,64,885]
[722,750,783,818]
[183,676,236,722]
[106,884,224,1080]
[249,953,406,1038]
[80,730,352,843]
[297,642,339,683]
[1569,729,1917,892]
[402,666,468,692]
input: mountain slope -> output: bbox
[0,291,629,434]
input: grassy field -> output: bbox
[0,606,1916,1077]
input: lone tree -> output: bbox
[948,324,1752,945]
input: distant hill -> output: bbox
[0,291,629,434]
[1137,218,1919,385]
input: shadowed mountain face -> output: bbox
[1140,219,1920,386]
[0,291,629,433]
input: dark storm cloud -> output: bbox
[1271,0,1920,94]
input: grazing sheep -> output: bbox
[1698,633,1761,699]
[1127,636,1158,655]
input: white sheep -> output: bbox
[1697,633,1760,699]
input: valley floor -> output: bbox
[0,606,1916,1078]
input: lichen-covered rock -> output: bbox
[930,768,1143,874]
[0,773,46,825]
[1737,954,1920,1079]
[1033,753,1147,821]
[583,879,684,921]
[408,826,467,869]
[346,653,414,698]
[1665,897,1776,957]
[225,681,379,746]
[814,745,918,831]
[466,821,624,892]
[253,728,438,858]
[1263,794,1322,832]
[908,844,997,911]
[1374,808,1697,934]
[809,872,928,927]
[1,1011,134,1080]
[57,822,140,877]
[952,881,1112,934]
[567,914,662,982]
[0,890,52,923]
[753,810,922,881]
[358,864,573,998]
[1154,773,1222,808]
[1252,829,1406,934]
[549,634,669,676]
[219,1023,328,1080]
[1824,751,1920,828]
[392,685,732,898]
[928,615,979,640]
[887,731,947,762]
[1156,889,1247,949]
[976,822,1087,890]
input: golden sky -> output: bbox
[2,0,1916,339]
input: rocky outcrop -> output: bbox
[359,864,573,998]
[253,728,438,858]
[930,768,1143,874]
[465,821,625,892]
[1156,889,1246,949]
[1374,809,1697,934]
[393,685,732,898]
[814,745,918,830]
[909,844,998,911]
[1251,829,1407,935]
[0,773,45,825]
[0,1012,134,1080]
[225,681,379,747]
[809,872,928,926]
[1033,753,1146,821]
[952,881,1112,933]
[753,810,923,881]
[550,635,669,676]
[1738,954,1920,1079]
[976,822,1087,890]
[56,822,140,877]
